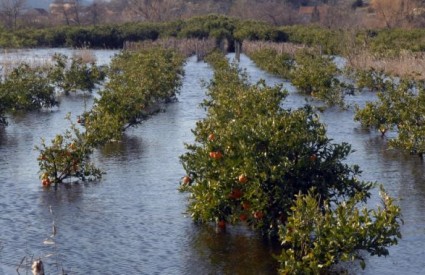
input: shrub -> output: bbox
[35,115,102,185]
[47,53,106,94]
[356,79,425,157]
[36,47,185,184]
[83,48,185,146]
[0,63,58,126]
[246,48,293,79]
[290,50,348,106]
[181,52,371,238]
[278,187,402,274]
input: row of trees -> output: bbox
[4,13,425,57]
[244,45,349,106]
[0,15,290,48]
[0,54,104,126]
[36,47,185,185]
[244,39,425,159]
[179,51,402,273]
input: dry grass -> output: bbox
[0,49,52,78]
[347,50,425,80]
[72,47,97,64]
[242,41,306,57]
[124,38,217,59]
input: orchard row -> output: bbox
[0,54,104,126]
[179,51,402,274]
[36,48,185,185]
[244,43,425,158]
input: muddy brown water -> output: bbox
[0,50,423,274]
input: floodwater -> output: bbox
[0,50,423,274]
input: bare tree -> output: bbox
[50,0,86,26]
[126,0,183,21]
[371,0,416,28]
[228,0,296,25]
[72,0,82,25]
[0,0,26,29]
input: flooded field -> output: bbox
[0,50,423,274]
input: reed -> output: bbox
[242,40,306,57]
[72,47,97,64]
[347,50,425,80]
[124,38,216,59]
[0,49,52,78]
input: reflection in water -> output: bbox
[99,135,145,160]
[185,224,279,275]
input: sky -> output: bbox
[27,0,92,9]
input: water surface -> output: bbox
[0,51,423,275]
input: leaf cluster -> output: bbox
[246,47,350,107]
[83,48,185,146]
[48,53,106,94]
[355,79,425,157]
[0,64,57,126]
[35,115,102,186]
[278,187,402,274]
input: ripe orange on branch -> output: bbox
[209,151,223,160]
[238,174,248,184]
[182,175,192,185]
[207,133,215,141]
[229,188,243,199]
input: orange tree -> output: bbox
[180,52,372,237]
[180,52,402,272]
[82,48,185,147]
[279,187,401,274]
[0,54,106,126]
[244,47,351,107]
[290,49,349,106]
[36,47,185,184]
[0,63,57,126]
[355,79,425,158]
[47,53,106,95]
[245,48,294,79]
[35,114,102,187]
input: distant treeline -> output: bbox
[0,15,286,49]
[2,14,425,56]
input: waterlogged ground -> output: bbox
[0,50,424,274]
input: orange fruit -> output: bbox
[238,174,248,184]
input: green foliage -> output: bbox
[48,54,106,94]
[0,16,288,49]
[355,79,425,157]
[246,48,293,79]
[0,53,106,126]
[354,68,388,92]
[290,50,347,106]
[354,79,404,136]
[278,187,402,274]
[179,15,235,40]
[0,64,57,126]
[281,25,343,55]
[366,28,425,57]
[35,115,102,185]
[36,47,185,184]
[181,52,401,272]
[82,48,184,146]
[180,52,372,238]
[234,20,287,42]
